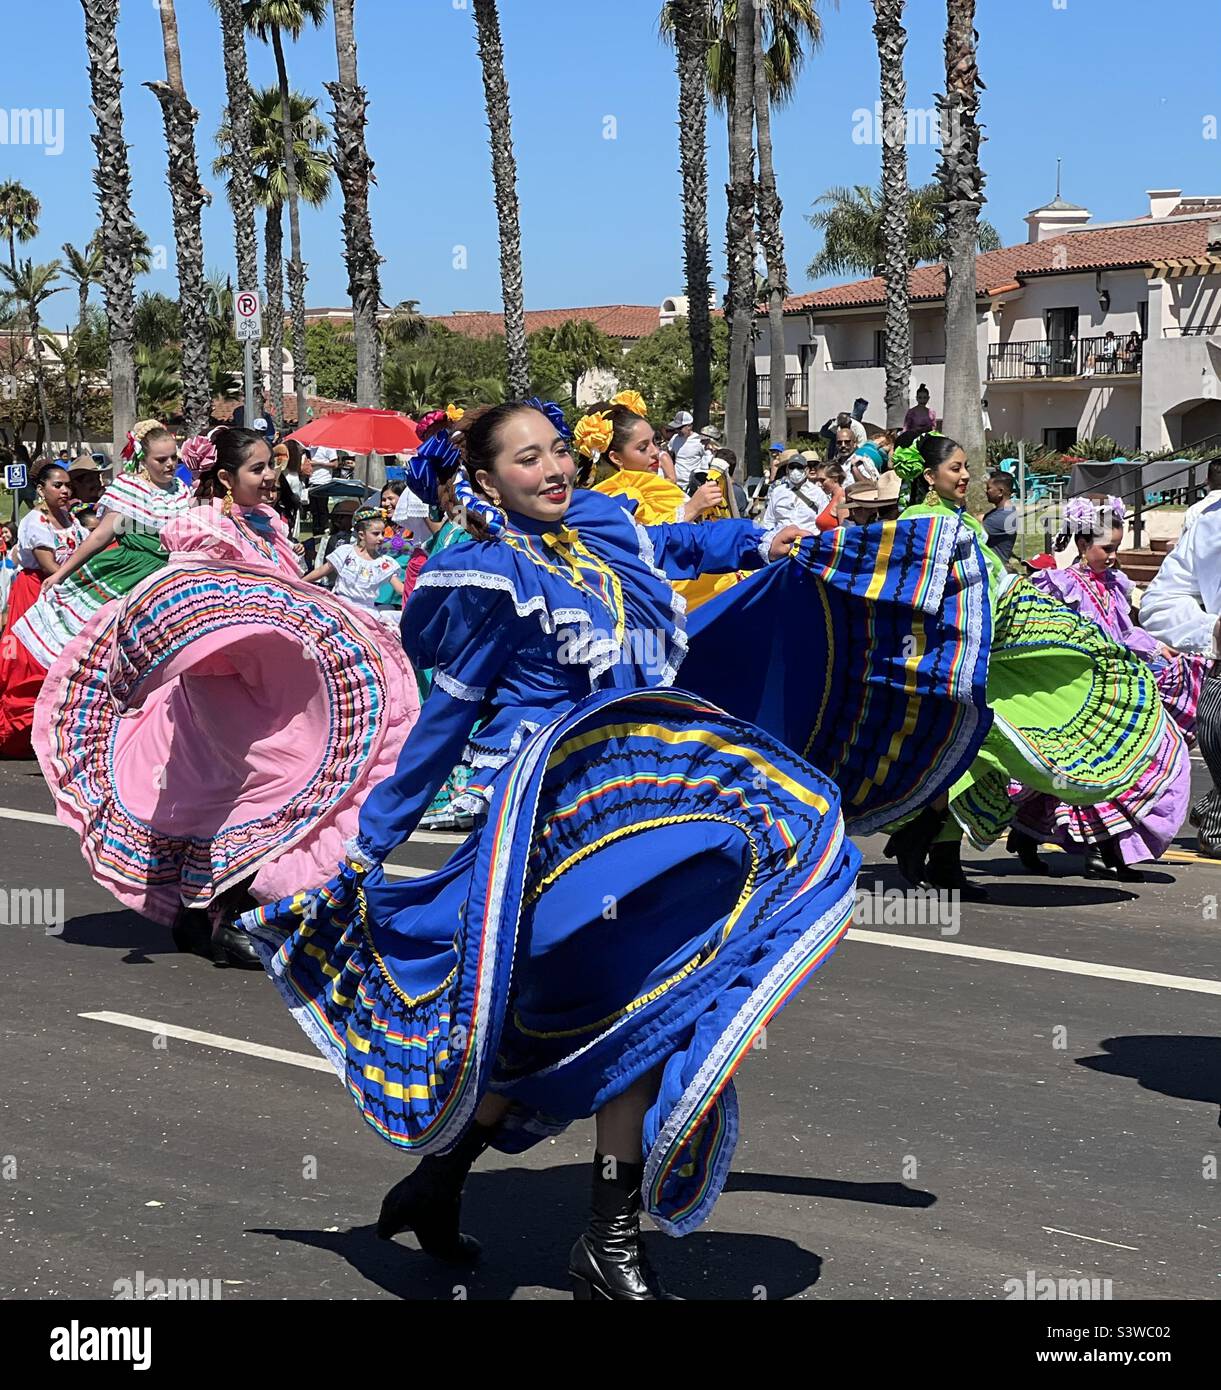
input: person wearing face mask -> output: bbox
[33,426,418,972]
[1007,496,1202,882]
[14,419,193,669]
[884,433,1168,900]
[236,397,995,1301]
[762,450,830,531]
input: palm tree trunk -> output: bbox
[723,0,756,464]
[326,0,383,413]
[472,0,530,398]
[264,203,284,421]
[80,0,137,454]
[216,0,263,419]
[271,25,309,430]
[30,304,50,450]
[672,0,713,428]
[74,281,89,449]
[752,2,788,450]
[938,0,987,513]
[874,0,912,431]
[147,0,211,436]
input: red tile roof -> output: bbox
[782,217,1217,314]
[430,305,660,341]
[210,393,358,427]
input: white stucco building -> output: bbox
[756,188,1221,454]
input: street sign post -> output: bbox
[234,290,262,433]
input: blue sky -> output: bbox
[5,0,1220,327]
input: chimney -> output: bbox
[1025,194,1091,243]
[1147,189,1183,220]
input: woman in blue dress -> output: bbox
[242,399,992,1300]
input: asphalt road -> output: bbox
[0,754,1217,1302]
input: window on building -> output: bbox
[1043,427,1077,453]
[1137,301,1148,339]
[873,329,886,367]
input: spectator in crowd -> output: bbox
[763,450,830,531]
[276,439,309,539]
[1085,330,1119,377]
[711,448,749,517]
[844,429,895,490]
[845,470,903,526]
[666,410,705,487]
[68,453,104,506]
[903,384,938,434]
[829,424,857,469]
[1181,457,1221,536]
[983,472,1018,564]
[819,410,866,458]
[1120,330,1142,374]
[308,446,338,535]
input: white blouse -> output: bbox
[16,510,88,572]
[329,544,400,610]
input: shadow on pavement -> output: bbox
[725,1171,936,1208]
[249,1161,825,1300]
[59,909,170,965]
[1076,1035,1221,1126]
[964,879,1142,907]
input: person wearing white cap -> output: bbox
[667,411,711,489]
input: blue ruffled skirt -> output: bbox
[243,687,860,1235]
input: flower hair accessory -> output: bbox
[524,396,572,441]
[445,402,465,422]
[610,390,648,418]
[415,409,449,438]
[891,442,925,483]
[352,505,384,530]
[405,429,462,507]
[573,412,614,461]
[179,434,218,477]
[120,417,167,469]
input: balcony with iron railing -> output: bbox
[1162,321,1221,337]
[833,353,946,369]
[987,335,1143,381]
[756,373,806,408]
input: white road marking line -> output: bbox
[849,930,1221,996]
[0,804,439,875]
[1042,1226,1140,1252]
[7,805,1217,994]
[78,1011,331,1073]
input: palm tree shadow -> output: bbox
[1076,1036,1221,1126]
[58,909,170,965]
[249,1161,837,1300]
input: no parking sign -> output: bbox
[234,290,262,342]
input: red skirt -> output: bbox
[0,569,48,757]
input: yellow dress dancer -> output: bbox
[576,394,746,611]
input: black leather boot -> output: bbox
[1006,829,1050,875]
[926,839,989,901]
[376,1122,495,1265]
[568,1154,679,1300]
[1101,839,1144,882]
[207,888,263,969]
[883,804,947,889]
[1082,847,1115,879]
[171,907,212,958]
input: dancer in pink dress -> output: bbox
[34,427,419,968]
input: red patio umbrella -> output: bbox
[288,408,421,454]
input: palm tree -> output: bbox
[873,0,911,430]
[61,241,104,447]
[805,182,1000,277]
[661,0,714,428]
[383,356,461,418]
[0,258,65,449]
[215,84,332,425]
[379,298,426,349]
[536,320,619,409]
[326,0,383,411]
[134,292,183,351]
[80,0,139,453]
[212,0,263,418]
[136,343,182,418]
[0,183,40,287]
[242,0,329,433]
[723,0,757,462]
[145,0,211,435]
[938,0,987,512]
[471,0,530,398]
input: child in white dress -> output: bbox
[302,505,404,628]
